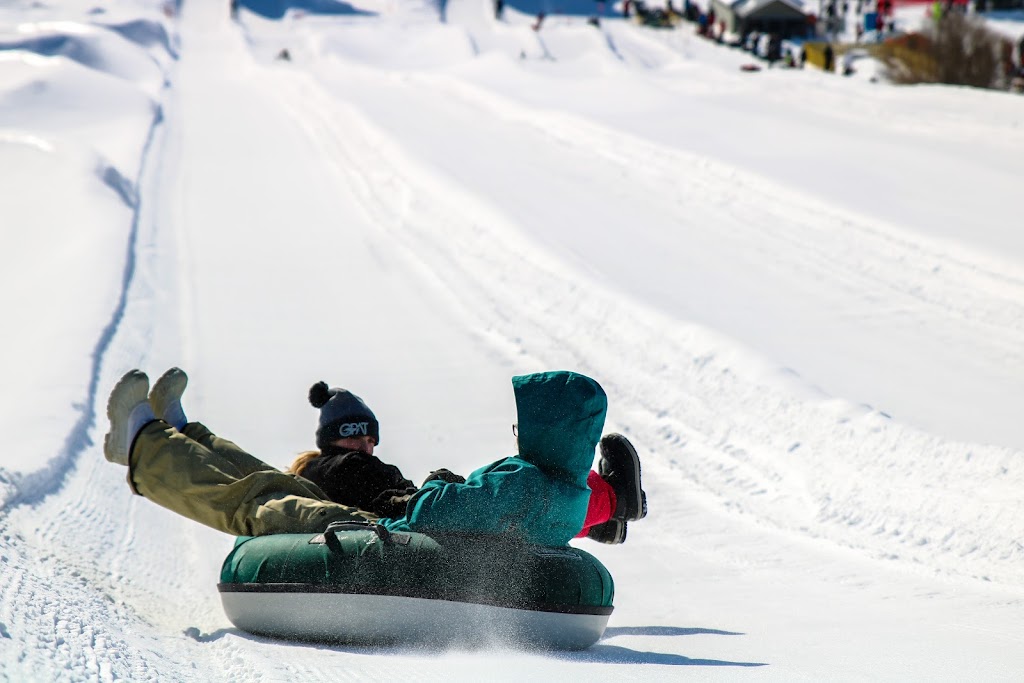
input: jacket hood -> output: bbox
[512,371,607,481]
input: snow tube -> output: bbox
[218,522,615,649]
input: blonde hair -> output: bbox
[287,450,322,476]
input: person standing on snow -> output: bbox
[103,368,647,545]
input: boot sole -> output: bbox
[586,518,627,544]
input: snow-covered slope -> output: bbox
[1,0,1022,680]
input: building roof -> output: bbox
[716,0,807,15]
[741,0,806,15]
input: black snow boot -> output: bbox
[599,433,647,522]
[586,518,627,544]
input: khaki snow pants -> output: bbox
[128,421,376,536]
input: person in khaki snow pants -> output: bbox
[128,420,377,537]
[105,368,648,543]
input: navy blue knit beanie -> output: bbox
[309,381,380,449]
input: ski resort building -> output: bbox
[709,0,810,39]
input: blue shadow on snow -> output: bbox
[237,0,640,22]
[237,0,375,20]
[563,643,767,666]
[564,625,766,667]
[604,626,745,637]
[188,624,767,667]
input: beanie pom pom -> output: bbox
[309,381,333,409]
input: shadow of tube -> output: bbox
[604,626,745,638]
[561,643,767,667]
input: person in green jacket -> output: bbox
[103,368,646,544]
[378,371,616,546]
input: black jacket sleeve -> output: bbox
[300,451,417,516]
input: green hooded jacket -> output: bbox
[378,371,607,546]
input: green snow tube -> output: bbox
[218,522,615,649]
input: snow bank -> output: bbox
[0,10,174,504]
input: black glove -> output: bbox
[369,487,417,518]
[422,468,465,486]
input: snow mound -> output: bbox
[101,17,179,60]
[238,0,376,20]
[0,21,166,92]
[0,49,159,172]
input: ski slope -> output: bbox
[1,0,1023,680]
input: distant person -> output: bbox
[1011,65,1024,94]
[842,50,856,76]
[823,43,835,72]
[767,34,782,65]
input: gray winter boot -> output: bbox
[149,367,188,430]
[104,369,155,465]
